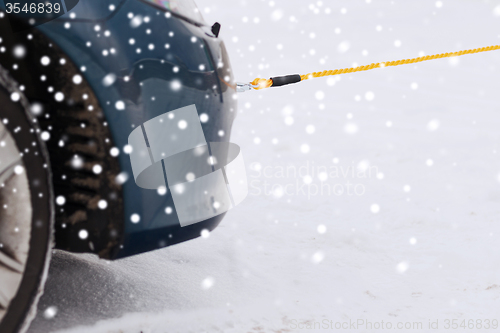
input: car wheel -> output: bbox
[0,65,54,333]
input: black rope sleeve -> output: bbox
[270,74,302,87]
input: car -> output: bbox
[0,1,237,332]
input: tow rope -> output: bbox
[236,45,500,92]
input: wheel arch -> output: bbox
[0,21,126,259]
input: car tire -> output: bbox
[0,65,54,333]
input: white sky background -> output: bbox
[30,1,500,332]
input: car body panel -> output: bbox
[0,0,237,258]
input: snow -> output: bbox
[55,196,66,206]
[40,131,50,141]
[10,92,20,102]
[13,165,24,175]
[28,0,500,332]
[199,113,209,123]
[40,56,51,66]
[43,306,58,320]
[115,100,125,110]
[72,74,82,85]
[102,73,117,87]
[130,213,141,223]
[92,165,103,175]
[77,230,88,240]
[13,45,26,59]
[109,147,120,157]
[98,200,108,210]
[54,92,65,102]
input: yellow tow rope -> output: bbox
[246,45,500,91]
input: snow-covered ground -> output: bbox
[29,1,500,332]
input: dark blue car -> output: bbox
[0,1,237,332]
